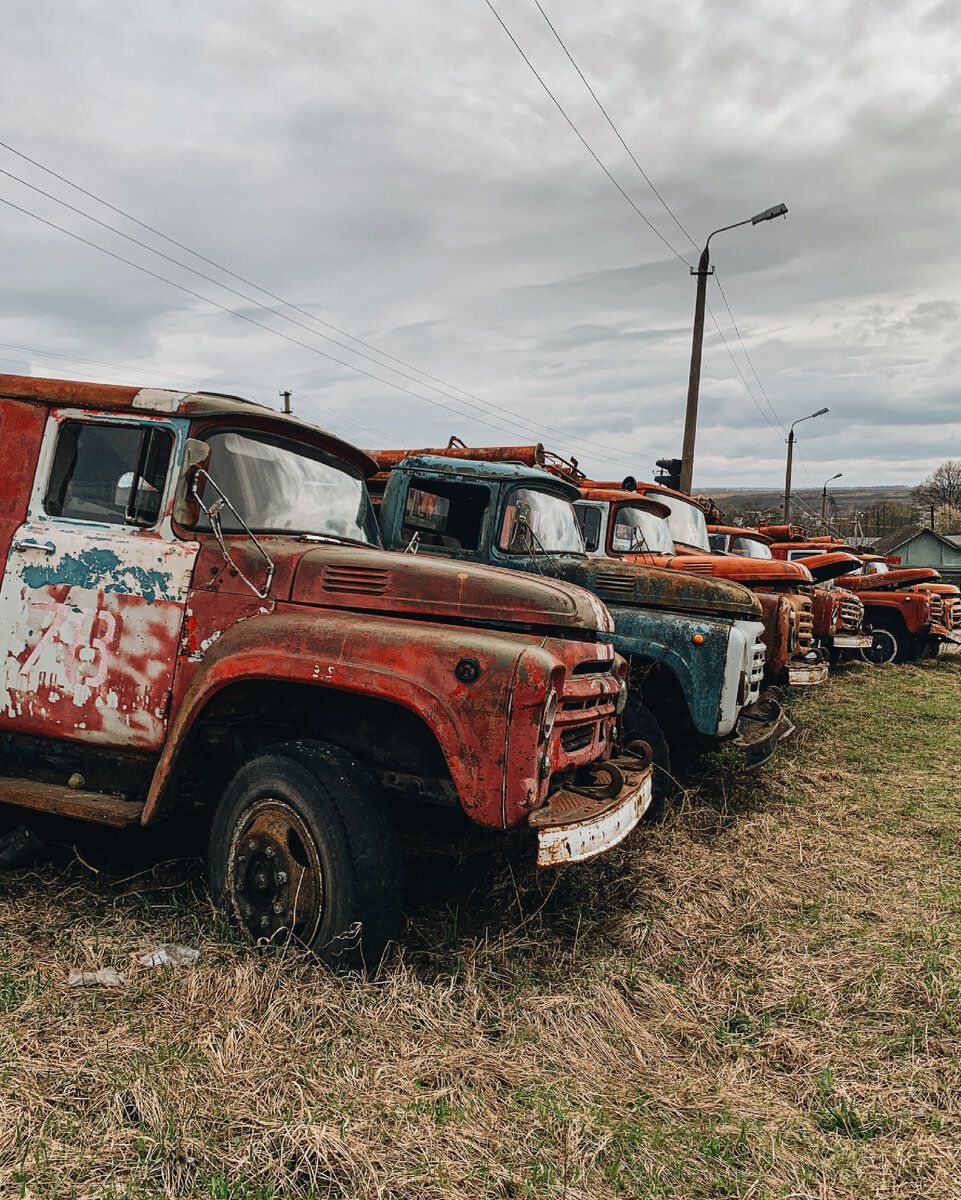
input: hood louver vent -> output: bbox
[321,564,389,595]
[592,569,637,600]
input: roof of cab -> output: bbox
[393,453,582,498]
[0,373,377,477]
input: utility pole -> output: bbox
[280,390,292,414]
[821,472,842,525]
[783,407,828,523]
[680,203,788,495]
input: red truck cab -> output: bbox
[0,375,651,965]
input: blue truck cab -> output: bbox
[375,453,793,777]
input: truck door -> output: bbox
[0,411,199,751]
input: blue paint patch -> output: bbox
[21,547,175,602]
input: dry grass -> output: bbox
[2,657,961,1199]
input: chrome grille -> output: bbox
[840,596,864,632]
[797,599,814,651]
[749,637,766,699]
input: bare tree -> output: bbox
[913,460,961,511]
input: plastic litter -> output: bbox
[68,967,129,987]
[137,944,200,968]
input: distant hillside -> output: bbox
[702,485,913,514]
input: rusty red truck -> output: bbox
[0,375,652,967]
[760,525,961,663]
[705,524,872,658]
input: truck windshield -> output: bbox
[654,494,710,551]
[730,537,773,559]
[611,505,673,554]
[499,488,584,554]
[197,431,380,544]
[864,561,889,574]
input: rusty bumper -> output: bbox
[787,649,829,685]
[529,753,653,867]
[727,688,795,769]
[830,632,874,650]
[931,624,961,645]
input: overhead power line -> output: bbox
[483,0,691,267]
[0,340,391,440]
[0,140,646,468]
[531,0,698,253]
[492,3,791,465]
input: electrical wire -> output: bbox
[502,4,794,471]
[3,191,645,455]
[712,271,787,435]
[531,0,698,253]
[0,141,647,468]
[0,342,392,441]
[483,0,692,268]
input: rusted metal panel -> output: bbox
[150,601,622,831]
[0,409,199,751]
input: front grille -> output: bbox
[560,695,605,712]
[929,594,944,623]
[840,596,864,632]
[945,597,961,629]
[797,599,814,650]
[750,638,766,689]
[321,565,389,595]
[560,726,593,753]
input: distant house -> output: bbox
[874,525,961,585]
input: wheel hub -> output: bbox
[228,799,323,943]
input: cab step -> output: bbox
[0,776,144,827]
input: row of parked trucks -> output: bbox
[1,374,957,968]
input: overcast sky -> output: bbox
[1,0,959,490]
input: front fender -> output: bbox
[609,605,730,736]
[145,608,531,826]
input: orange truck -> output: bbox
[705,524,872,658]
[761,525,961,664]
[558,475,830,686]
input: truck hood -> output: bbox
[290,545,612,633]
[575,560,762,619]
[789,552,862,583]
[838,567,942,591]
[655,553,814,587]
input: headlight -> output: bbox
[615,679,628,715]
[540,689,559,741]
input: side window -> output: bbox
[44,422,173,527]
[401,479,490,550]
[577,506,602,553]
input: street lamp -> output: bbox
[821,472,842,524]
[680,202,788,494]
[783,407,828,523]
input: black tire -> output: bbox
[621,701,672,814]
[207,740,403,971]
[859,619,915,666]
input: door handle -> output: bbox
[12,538,56,555]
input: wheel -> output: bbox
[207,740,403,971]
[859,619,915,665]
[620,700,672,814]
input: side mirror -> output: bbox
[173,438,211,526]
[508,501,533,553]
